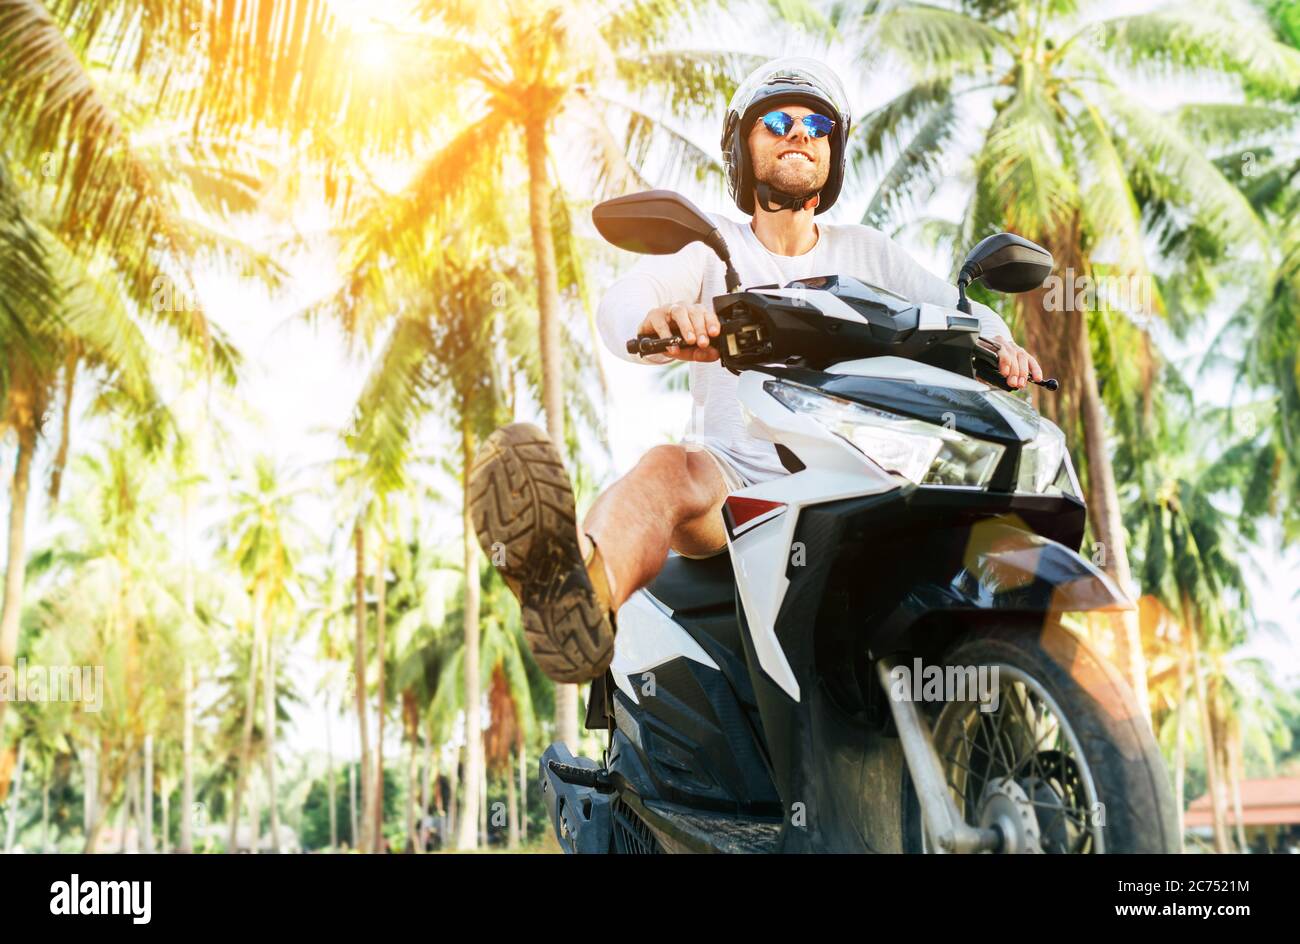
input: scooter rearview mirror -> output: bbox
[959,233,1054,294]
[592,189,740,291]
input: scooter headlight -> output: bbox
[1016,420,1080,497]
[765,380,1004,487]
[983,390,1079,497]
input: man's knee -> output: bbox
[629,444,720,519]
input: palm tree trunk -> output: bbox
[1228,727,1247,853]
[142,735,154,853]
[227,587,264,855]
[248,774,260,855]
[1069,308,1150,726]
[524,120,565,471]
[326,695,337,851]
[179,660,194,853]
[372,538,387,853]
[405,726,418,853]
[518,738,527,844]
[352,520,372,853]
[479,743,488,846]
[1209,704,1233,850]
[116,774,129,853]
[456,421,483,850]
[41,769,50,853]
[4,739,25,852]
[524,116,580,755]
[447,745,461,847]
[46,354,76,503]
[419,731,433,851]
[83,770,114,854]
[160,775,170,855]
[123,759,137,853]
[263,623,280,853]
[348,760,358,850]
[179,486,196,855]
[1174,650,1188,846]
[0,426,36,733]
[507,751,519,849]
[81,745,97,839]
[1183,598,1229,852]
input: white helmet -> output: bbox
[721,57,852,215]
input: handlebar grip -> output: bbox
[974,339,1059,392]
[626,335,683,357]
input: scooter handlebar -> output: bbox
[626,335,684,356]
[626,333,1060,392]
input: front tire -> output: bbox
[901,621,1179,854]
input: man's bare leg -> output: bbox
[469,427,728,683]
[580,444,729,611]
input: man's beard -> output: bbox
[754,155,829,199]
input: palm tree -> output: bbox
[385,524,464,851]
[327,0,771,752]
[481,571,541,850]
[306,563,356,851]
[0,0,261,735]
[841,0,1300,708]
[1121,373,1272,851]
[1203,6,1300,542]
[0,229,208,731]
[220,456,302,854]
[423,562,545,850]
[22,436,188,851]
[314,445,394,852]
[1200,631,1293,851]
[363,496,403,853]
[345,235,524,849]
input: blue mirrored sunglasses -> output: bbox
[760,110,835,139]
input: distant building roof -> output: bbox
[1185,777,1300,827]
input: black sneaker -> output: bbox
[468,423,615,683]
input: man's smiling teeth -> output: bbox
[778,152,812,162]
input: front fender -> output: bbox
[874,518,1132,651]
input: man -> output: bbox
[469,58,1042,685]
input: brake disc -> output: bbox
[977,778,1043,854]
[1023,750,1087,854]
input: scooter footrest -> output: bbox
[547,759,614,792]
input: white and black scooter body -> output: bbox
[538,192,1152,854]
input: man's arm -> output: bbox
[596,241,714,365]
[873,230,1043,389]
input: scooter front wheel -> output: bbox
[901,621,1179,854]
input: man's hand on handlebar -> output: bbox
[987,336,1042,390]
[638,303,721,362]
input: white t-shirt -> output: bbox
[596,214,1011,484]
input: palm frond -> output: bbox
[860,99,958,228]
[0,156,60,350]
[587,90,723,193]
[1097,1,1300,100]
[613,48,766,117]
[975,78,1078,239]
[857,2,1009,80]
[1103,91,1268,251]
[321,111,510,345]
[0,0,194,272]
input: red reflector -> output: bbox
[725,496,786,529]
